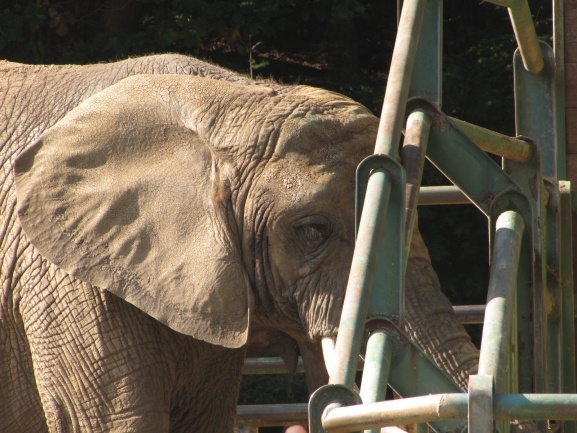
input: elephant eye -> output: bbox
[294,218,331,248]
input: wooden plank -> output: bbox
[566,0,577,16]
[565,0,577,320]
[566,0,577,63]
[568,63,577,108]
[567,108,577,154]
[566,154,577,183]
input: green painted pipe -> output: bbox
[478,210,525,386]
[360,330,394,433]
[360,331,393,405]
[330,170,392,388]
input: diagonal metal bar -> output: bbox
[375,0,428,156]
[329,169,393,388]
[481,0,544,74]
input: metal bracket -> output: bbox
[309,384,363,433]
[468,375,494,433]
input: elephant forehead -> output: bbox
[272,113,377,162]
[259,156,356,208]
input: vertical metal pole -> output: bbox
[401,109,431,253]
[468,375,494,433]
[375,0,428,157]
[360,330,394,433]
[478,210,525,384]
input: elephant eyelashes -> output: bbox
[294,218,331,249]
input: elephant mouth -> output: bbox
[245,326,332,393]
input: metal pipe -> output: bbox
[453,305,486,324]
[243,357,366,375]
[242,357,305,375]
[402,109,432,253]
[322,393,577,433]
[330,170,392,387]
[448,117,533,162]
[478,211,525,386]
[375,0,428,156]
[359,330,394,404]
[417,186,470,205]
[237,404,308,427]
[494,394,577,420]
[322,393,468,433]
[481,0,544,73]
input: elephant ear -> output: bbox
[14,75,257,348]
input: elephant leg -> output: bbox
[168,339,246,432]
[0,302,48,433]
[19,266,246,433]
[21,276,176,432]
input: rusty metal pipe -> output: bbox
[481,0,544,73]
[375,0,428,157]
[448,117,533,162]
[453,305,486,324]
[418,186,470,205]
[322,393,468,433]
[402,109,432,252]
[478,211,525,385]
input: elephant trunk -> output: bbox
[403,227,480,391]
[403,256,479,390]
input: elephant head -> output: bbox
[14,74,378,382]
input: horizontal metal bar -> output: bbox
[495,394,577,420]
[237,404,308,428]
[453,305,486,324]
[322,393,468,433]
[237,393,577,430]
[242,356,365,376]
[242,357,305,375]
[448,117,533,162]
[322,393,577,433]
[418,186,470,205]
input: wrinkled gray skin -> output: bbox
[0,54,478,433]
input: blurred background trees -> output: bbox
[0,0,553,424]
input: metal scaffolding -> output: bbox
[239,0,575,431]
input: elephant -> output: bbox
[0,54,479,432]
